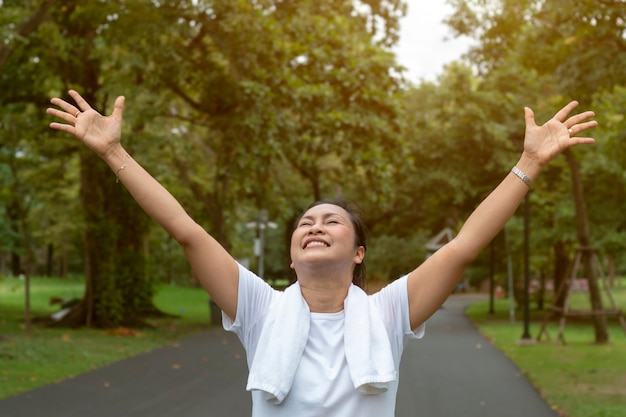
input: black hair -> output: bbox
[295,198,368,289]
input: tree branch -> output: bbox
[0,0,58,69]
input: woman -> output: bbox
[47,90,597,416]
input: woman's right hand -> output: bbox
[47,90,126,158]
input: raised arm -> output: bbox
[47,90,239,319]
[406,101,598,330]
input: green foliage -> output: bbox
[366,232,429,281]
[447,0,626,102]
[589,86,626,268]
[445,0,626,283]
[1,0,625,328]
[118,0,408,215]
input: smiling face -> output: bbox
[290,203,365,284]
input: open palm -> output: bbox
[523,101,597,166]
[47,90,125,157]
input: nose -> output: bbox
[307,222,323,234]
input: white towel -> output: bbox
[344,284,397,395]
[246,282,310,404]
[246,281,396,404]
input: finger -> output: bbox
[568,136,595,146]
[49,121,76,135]
[49,97,81,118]
[46,107,75,125]
[553,101,579,122]
[524,107,537,129]
[68,90,93,112]
[568,120,599,136]
[565,111,596,128]
[572,120,598,133]
[111,96,125,119]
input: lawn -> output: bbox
[0,275,212,399]
[466,278,626,417]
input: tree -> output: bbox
[109,0,410,276]
[590,86,626,274]
[2,0,415,325]
[446,0,626,343]
[0,0,75,333]
[0,0,58,69]
[10,1,161,327]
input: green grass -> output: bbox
[0,275,212,400]
[466,279,626,417]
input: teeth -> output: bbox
[305,241,328,248]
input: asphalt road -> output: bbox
[0,295,558,417]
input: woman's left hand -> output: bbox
[523,101,597,167]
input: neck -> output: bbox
[296,270,352,313]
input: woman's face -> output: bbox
[290,203,364,274]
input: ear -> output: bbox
[354,246,365,264]
[289,262,294,270]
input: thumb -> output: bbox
[112,96,125,119]
[524,106,536,130]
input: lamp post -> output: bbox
[246,209,277,280]
[520,193,532,341]
[488,241,495,315]
[505,227,515,323]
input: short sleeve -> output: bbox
[223,263,278,354]
[371,275,425,344]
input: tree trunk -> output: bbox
[7,201,22,276]
[552,240,571,308]
[537,269,546,311]
[10,252,21,277]
[564,149,609,344]
[46,243,54,277]
[51,148,156,328]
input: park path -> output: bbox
[396,294,557,417]
[0,294,558,417]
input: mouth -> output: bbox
[303,239,330,249]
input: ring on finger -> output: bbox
[568,128,573,136]
[75,110,81,118]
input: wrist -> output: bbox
[102,144,131,183]
[102,143,127,164]
[515,152,544,182]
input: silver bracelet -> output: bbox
[511,166,532,188]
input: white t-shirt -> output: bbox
[223,264,424,417]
